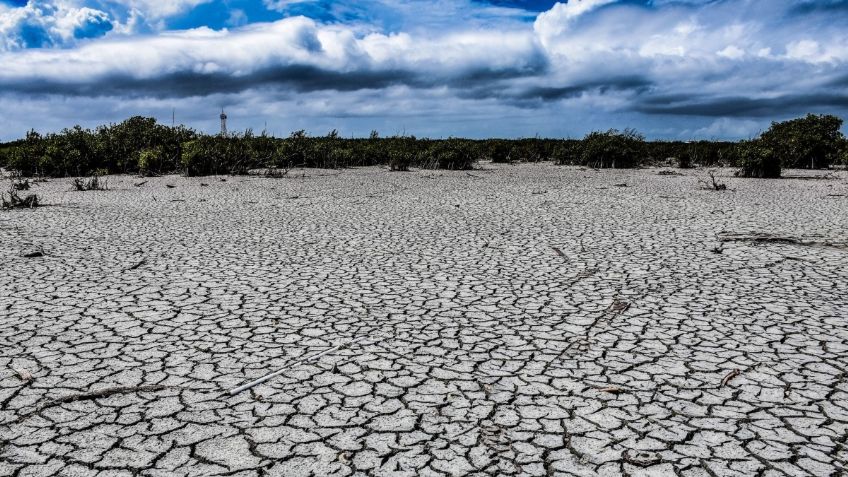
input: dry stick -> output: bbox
[13,385,172,424]
[126,259,146,271]
[228,336,369,395]
[721,369,741,388]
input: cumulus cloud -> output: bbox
[104,0,212,19]
[0,0,113,49]
[0,0,847,139]
[0,16,548,97]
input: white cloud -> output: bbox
[0,0,114,50]
[694,117,763,139]
[0,0,847,139]
[103,0,212,20]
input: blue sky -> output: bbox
[0,0,847,140]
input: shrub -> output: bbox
[698,171,727,190]
[418,139,476,170]
[73,175,108,191]
[551,141,582,165]
[137,147,163,176]
[388,149,412,171]
[509,139,547,162]
[182,135,253,176]
[677,151,692,169]
[277,130,312,168]
[760,114,844,169]
[1,186,39,209]
[486,140,513,163]
[734,140,781,178]
[580,129,645,168]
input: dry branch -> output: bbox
[720,369,741,387]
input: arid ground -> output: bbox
[2,164,847,477]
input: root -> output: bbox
[718,233,848,249]
[10,385,172,425]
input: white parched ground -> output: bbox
[1,164,847,476]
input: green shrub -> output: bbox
[580,129,645,168]
[551,141,582,165]
[388,149,412,171]
[486,140,513,163]
[734,140,781,178]
[181,135,253,176]
[418,139,475,170]
[137,148,163,176]
[760,114,844,169]
[277,130,312,168]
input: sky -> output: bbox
[0,0,847,140]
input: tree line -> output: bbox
[1,114,845,178]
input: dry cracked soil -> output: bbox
[1,164,847,477]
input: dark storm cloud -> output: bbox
[790,0,848,15]
[2,66,423,98]
[515,76,652,101]
[635,93,848,117]
[0,56,549,98]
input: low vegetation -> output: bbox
[72,175,108,191]
[698,171,728,190]
[1,186,39,209]
[0,114,844,178]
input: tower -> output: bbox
[220,109,228,136]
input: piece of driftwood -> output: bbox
[721,369,741,387]
[229,336,369,395]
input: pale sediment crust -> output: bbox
[1,164,847,476]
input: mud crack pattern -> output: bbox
[1,165,847,476]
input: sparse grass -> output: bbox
[72,175,108,191]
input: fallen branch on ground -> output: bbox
[126,259,146,271]
[229,336,370,395]
[721,369,741,387]
[12,385,172,424]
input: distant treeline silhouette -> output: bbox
[1,114,844,178]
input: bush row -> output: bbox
[1,114,845,178]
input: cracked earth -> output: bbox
[1,164,847,476]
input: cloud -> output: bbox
[0,1,114,49]
[0,16,547,97]
[0,0,847,139]
[693,117,763,139]
[104,0,212,19]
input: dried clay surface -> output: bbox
[1,164,847,476]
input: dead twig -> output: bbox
[13,385,172,424]
[229,336,370,395]
[698,170,727,191]
[127,259,146,271]
[720,369,741,387]
[597,386,624,395]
